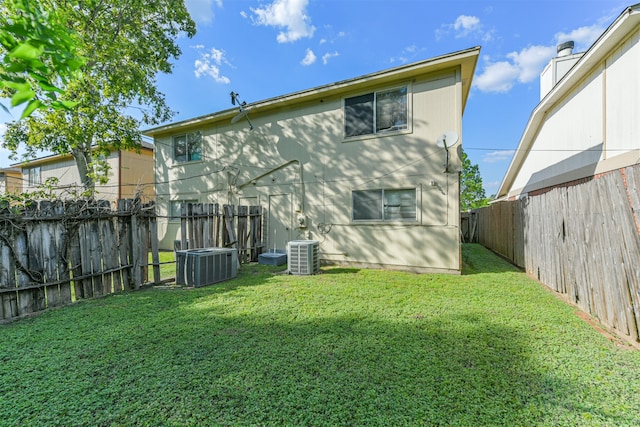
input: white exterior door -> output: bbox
[267,194,291,251]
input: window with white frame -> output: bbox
[344,86,408,138]
[27,167,41,186]
[173,131,202,163]
[170,199,198,221]
[352,188,416,221]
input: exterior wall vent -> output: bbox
[287,240,320,275]
[176,248,238,287]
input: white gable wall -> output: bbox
[507,26,640,197]
[606,28,640,154]
[511,70,604,193]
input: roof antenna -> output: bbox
[230,91,253,131]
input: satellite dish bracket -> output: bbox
[436,131,459,173]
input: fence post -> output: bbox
[238,205,248,263]
[117,199,132,290]
[148,202,161,284]
[130,198,142,289]
[180,202,188,251]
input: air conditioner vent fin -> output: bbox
[176,248,238,287]
[287,240,320,275]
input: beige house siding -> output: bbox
[0,168,22,195]
[16,146,154,205]
[119,149,155,200]
[149,48,479,273]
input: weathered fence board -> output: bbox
[0,198,155,323]
[180,202,264,263]
[0,199,264,323]
[475,164,640,343]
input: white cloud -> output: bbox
[507,45,556,83]
[321,51,339,65]
[482,150,516,163]
[194,47,231,84]
[473,12,611,94]
[390,44,427,64]
[474,44,555,93]
[554,24,605,51]
[474,60,520,93]
[437,14,493,42]
[454,15,480,34]
[184,0,222,25]
[301,48,316,66]
[250,0,316,43]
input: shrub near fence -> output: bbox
[475,164,640,343]
[0,198,154,323]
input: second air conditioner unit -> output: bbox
[287,240,320,275]
[176,247,238,287]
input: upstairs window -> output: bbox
[173,131,202,163]
[352,188,416,221]
[27,166,41,186]
[345,86,408,138]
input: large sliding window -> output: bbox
[345,86,408,138]
[352,188,416,221]
[173,131,202,163]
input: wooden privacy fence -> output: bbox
[475,165,640,343]
[0,198,155,323]
[0,199,265,323]
[179,203,264,263]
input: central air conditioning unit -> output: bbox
[175,248,238,287]
[287,240,320,275]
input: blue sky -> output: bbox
[0,0,630,195]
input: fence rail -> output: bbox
[475,165,640,343]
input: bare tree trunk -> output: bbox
[72,147,95,196]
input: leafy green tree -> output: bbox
[460,149,490,211]
[0,0,83,117]
[2,0,196,194]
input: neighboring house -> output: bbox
[497,4,640,200]
[14,142,155,204]
[145,47,480,274]
[0,167,22,196]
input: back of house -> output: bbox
[146,47,480,274]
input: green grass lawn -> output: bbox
[2,244,639,426]
[149,250,178,281]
